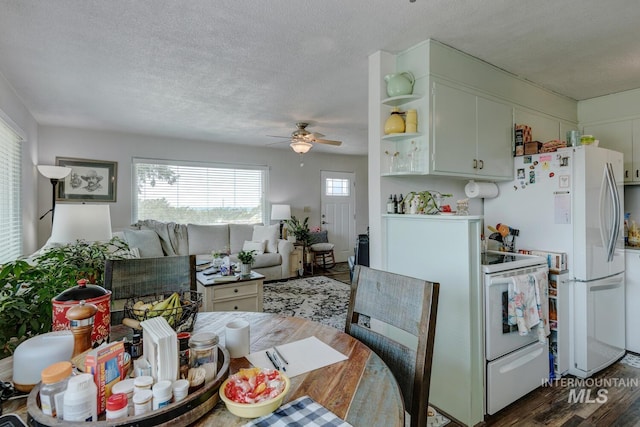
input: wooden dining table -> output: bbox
[2,311,404,427]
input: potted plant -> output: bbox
[236,249,256,276]
[0,236,129,359]
[284,216,310,246]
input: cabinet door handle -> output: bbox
[234,289,239,293]
[637,170,639,178]
[473,159,478,169]
[234,306,239,310]
[626,170,629,179]
[478,160,484,170]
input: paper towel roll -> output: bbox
[465,180,499,199]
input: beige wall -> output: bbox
[36,125,369,249]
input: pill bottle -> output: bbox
[106,393,129,420]
[152,380,173,410]
[63,373,97,422]
[112,378,135,416]
[39,361,73,419]
[134,375,154,393]
[172,379,189,403]
[188,332,218,380]
[133,389,153,416]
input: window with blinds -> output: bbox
[133,159,267,224]
[0,118,23,263]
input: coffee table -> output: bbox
[196,271,264,312]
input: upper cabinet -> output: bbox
[583,119,640,183]
[370,40,578,182]
[431,81,513,179]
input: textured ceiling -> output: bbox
[1,0,640,155]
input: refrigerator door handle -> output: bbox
[605,162,621,262]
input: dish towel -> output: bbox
[243,396,353,427]
[508,271,549,343]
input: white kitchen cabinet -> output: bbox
[384,214,484,427]
[431,81,513,180]
[624,250,640,352]
[514,108,561,143]
[583,120,633,182]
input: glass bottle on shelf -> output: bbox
[409,140,420,172]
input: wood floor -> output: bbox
[312,264,640,426]
[445,357,640,427]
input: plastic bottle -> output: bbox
[134,375,154,393]
[172,379,189,403]
[106,393,129,420]
[152,380,173,410]
[112,378,135,416]
[39,361,73,419]
[133,389,153,416]
[63,373,97,422]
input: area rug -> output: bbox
[263,276,350,330]
[620,352,640,368]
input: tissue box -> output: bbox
[85,341,125,414]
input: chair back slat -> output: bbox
[104,255,196,325]
[346,266,439,427]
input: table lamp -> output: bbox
[37,165,72,223]
[49,204,112,244]
[271,204,291,239]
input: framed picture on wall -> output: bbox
[56,157,117,202]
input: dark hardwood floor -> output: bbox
[313,264,640,426]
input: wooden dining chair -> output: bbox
[103,255,196,325]
[346,265,439,427]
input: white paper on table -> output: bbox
[245,336,348,377]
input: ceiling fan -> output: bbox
[268,122,342,155]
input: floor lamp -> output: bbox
[37,165,72,223]
[271,204,291,239]
[49,204,113,244]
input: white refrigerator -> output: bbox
[484,145,625,378]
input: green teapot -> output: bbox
[384,71,415,97]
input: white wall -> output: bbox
[0,73,39,256]
[36,126,368,248]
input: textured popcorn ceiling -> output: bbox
[1,0,640,155]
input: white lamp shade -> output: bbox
[271,204,291,221]
[37,165,72,180]
[290,141,313,154]
[50,204,113,244]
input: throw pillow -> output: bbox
[123,229,164,257]
[242,240,266,255]
[252,224,279,253]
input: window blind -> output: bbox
[0,118,23,263]
[133,159,267,224]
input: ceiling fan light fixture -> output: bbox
[290,140,313,154]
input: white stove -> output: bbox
[481,250,547,273]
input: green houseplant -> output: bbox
[0,237,129,358]
[237,249,256,276]
[284,216,310,246]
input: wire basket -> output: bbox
[124,290,202,333]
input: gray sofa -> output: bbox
[117,220,295,281]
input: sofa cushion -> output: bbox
[230,253,281,269]
[187,224,230,255]
[230,224,257,254]
[123,229,164,257]
[243,240,266,255]
[252,224,279,253]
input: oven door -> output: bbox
[485,265,549,361]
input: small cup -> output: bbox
[225,320,250,358]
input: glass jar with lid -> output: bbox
[189,332,219,382]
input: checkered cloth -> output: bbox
[243,396,353,427]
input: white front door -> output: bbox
[320,171,356,263]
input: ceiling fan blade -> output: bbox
[314,138,342,146]
[266,135,291,139]
[266,140,288,146]
[311,132,326,138]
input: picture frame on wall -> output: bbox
[56,157,117,202]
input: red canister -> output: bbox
[52,279,111,347]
